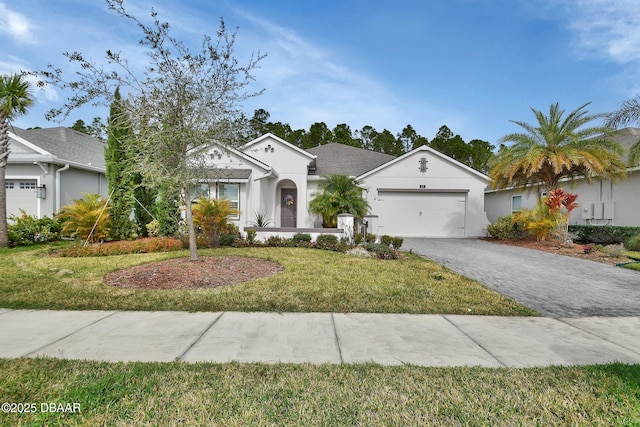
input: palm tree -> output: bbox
[489,102,626,193]
[309,174,369,228]
[605,96,640,166]
[58,193,111,243]
[1,74,34,247]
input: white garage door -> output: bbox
[6,180,38,218]
[376,190,467,237]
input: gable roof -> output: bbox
[357,144,490,181]
[241,133,316,160]
[10,127,106,171]
[306,143,396,177]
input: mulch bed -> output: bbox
[104,256,283,290]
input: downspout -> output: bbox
[55,164,70,212]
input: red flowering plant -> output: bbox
[544,189,579,244]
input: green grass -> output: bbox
[626,251,640,261]
[1,358,638,426]
[0,245,535,315]
[622,262,640,271]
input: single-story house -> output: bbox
[484,127,640,227]
[5,127,107,219]
[200,133,491,238]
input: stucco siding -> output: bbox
[359,148,490,237]
[485,170,640,227]
[59,168,107,209]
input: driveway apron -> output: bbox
[404,238,640,317]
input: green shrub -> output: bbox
[569,225,640,244]
[380,235,404,248]
[7,210,60,246]
[266,235,292,247]
[314,234,347,252]
[362,242,399,260]
[364,233,377,244]
[625,234,640,251]
[246,229,257,244]
[486,216,528,240]
[218,233,237,246]
[292,233,312,243]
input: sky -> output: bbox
[2,0,640,146]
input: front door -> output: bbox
[281,188,297,227]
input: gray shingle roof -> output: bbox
[607,127,640,165]
[306,143,395,177]
[12,126,106,170]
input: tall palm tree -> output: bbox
[489,102,626,193]
[0,74,34,247]
[605,96,640,166]
[309,174,369,228]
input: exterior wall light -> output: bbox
[36,184,46,199]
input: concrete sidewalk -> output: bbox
[1,309,639,367]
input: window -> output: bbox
[511,195,522,212]
[219,183,239,219]
[5,182,14,190]
[190,183,213,201]
[190,182,240,219]
[19,181,37,189]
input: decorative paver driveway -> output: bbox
[404,238,640,317]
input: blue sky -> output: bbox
[2,0,640,145]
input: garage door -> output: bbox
[6,180,38,218]
[376,190,467,237]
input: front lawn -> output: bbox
[1,358,638,426]
[0,245,535,315]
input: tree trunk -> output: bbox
[183,185,199,261]
[0,116,10,248]
[0,165,8,247]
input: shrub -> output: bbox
[315,234,347,252]
[361,242,399,260]
[57,237,182,257]
[58,193,111,242]
[192,197,234,247]
[364,233,377,244]
[246,229,257,244]
[7,210,60,246]
[266,235,291,247]
[486,216,528,240]
[380,235,403,249]
[569,225,640,244]
[219,233,237,246]
[146,219,161,237]
[292,233,312,243]
[251,211,272,227]
[600,243,626,258]
[626,234,640,251]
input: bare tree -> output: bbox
[33,0,265,260]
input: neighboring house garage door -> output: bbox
[6,179,38,218]
[375,189,467,237]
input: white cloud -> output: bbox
[236,9,458,136]
[562,0,640,63]
[0,2,38,44]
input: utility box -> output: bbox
[603,202,615,219]
[593,202,604,220]
[581,203,594,220]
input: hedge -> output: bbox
[569,225,640,244]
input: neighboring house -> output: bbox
[485,127,640,227]
[6,127,107,219]
[200,133,491,238]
